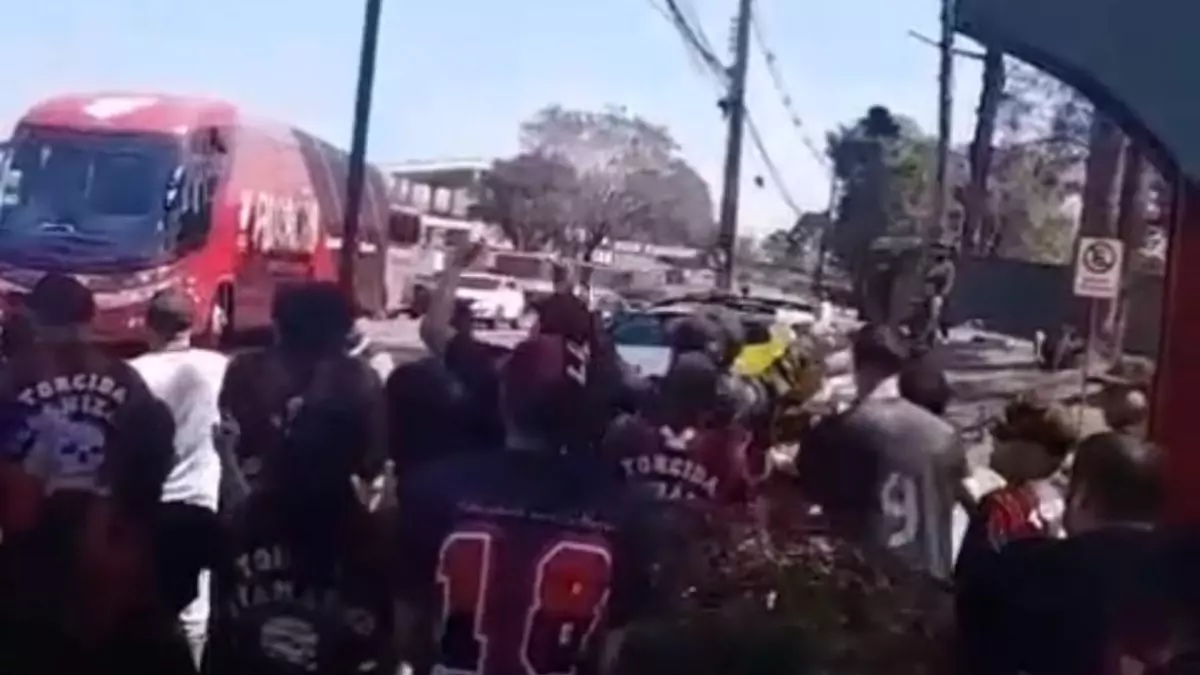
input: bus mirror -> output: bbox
[164,166,184,213]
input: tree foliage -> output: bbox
[617,506,953,675]
[476,105,716,256]
[477,152,580,252]
[962,60,1093,263]
[761,211,830,269]
[824,106,941,274]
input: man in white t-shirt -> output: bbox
[129,288,229,667]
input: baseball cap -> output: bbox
[26,273,95,327]
[145,288,195,336]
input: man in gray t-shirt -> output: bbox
[797,325,964,580]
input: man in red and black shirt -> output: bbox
[395,335,663,675]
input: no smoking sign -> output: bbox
[1073,236,1124,299]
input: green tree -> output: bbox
[962,61,1092,263]
[473,152,580,251]
[824,106,938,275]
[519,105,716,258]
[761,211,830,269]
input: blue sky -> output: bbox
[1,0,984,236]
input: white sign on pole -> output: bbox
[1073,236,1124,299]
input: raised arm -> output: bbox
[419,239,487,356]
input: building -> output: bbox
[381,158,497,245]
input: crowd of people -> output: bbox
[0,238,1194,675]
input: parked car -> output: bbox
[455,273,526,329]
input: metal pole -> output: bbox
[715,0,753,291]
[1078,298,1096,434]
[341,0,384,299]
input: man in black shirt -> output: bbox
[957,432,1168,675]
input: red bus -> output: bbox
[0,92,397,345]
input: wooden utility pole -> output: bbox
[342,0,384,300]
[930,0,956,247]
[715,0,753,291]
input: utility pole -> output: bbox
[342,0,384,300]
[930,0,956,247]
[715,0,753,291]
[813,172,837,295]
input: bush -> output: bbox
[617,506,954,675]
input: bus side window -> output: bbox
[176,127,229,249]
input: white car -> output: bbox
[456,273,526,329]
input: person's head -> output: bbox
[1065,431,1162,534]
[25,272,95,343]
[990,393,1077,484]
[271,281,355,357]
[1099,383,1150,433]
[658,351,722,427]
[667,310,744,370]
[144,288,195,348]
[667,314,723,365]
[385,357,466,472]
[500,334,591,451]
[532,292,593,345]
[898,355,951,416]
[850,324,907,393]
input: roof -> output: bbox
[19,92,240,135]
[381,158,493,173]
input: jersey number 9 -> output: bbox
[880,472,919,548]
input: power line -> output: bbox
[749,7,829,171]
[670,0,720,59]
[746,111,803,214]
[646,0,803,218]
[658,0,726,77]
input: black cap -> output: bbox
[27,273,95,327]
[146,288,195,336]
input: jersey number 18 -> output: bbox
[435,530,613,675]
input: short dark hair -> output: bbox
[991,392,1078,459]
[1071,432,1163,523]
[27,273,95,327]
[145,288,195,337]
[502,335,590,448]
[535,292,593,345]
[272,282,354,354]
[898,356,951,415]
[851,324,907,374]
[659,351,721,422]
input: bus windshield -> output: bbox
[0,125,181,271]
